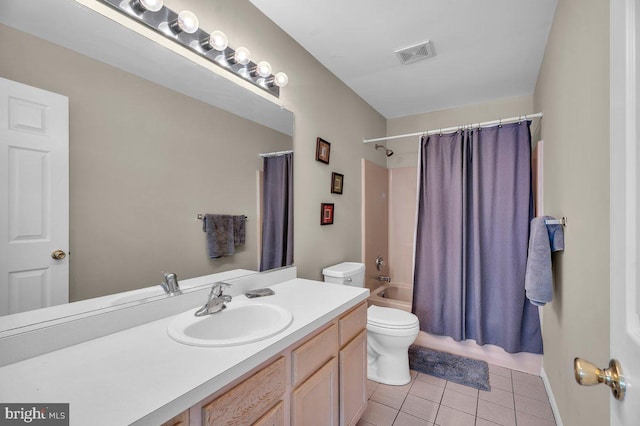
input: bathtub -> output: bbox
[368,283,412,312]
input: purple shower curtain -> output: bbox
[412,122,542,354]
[260,153,294,271]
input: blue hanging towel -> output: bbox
[524,216,564,306]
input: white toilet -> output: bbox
[322,262,420,386]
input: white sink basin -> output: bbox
[167,301,293,347]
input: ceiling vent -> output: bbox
[395,41,436,65]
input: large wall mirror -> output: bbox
[0,0,293,328]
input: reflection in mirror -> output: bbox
[0,0,294,327]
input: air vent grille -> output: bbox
[395,41,436,65]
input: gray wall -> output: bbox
[0,24,292,301]
[386,95,534,168]
[177,0,388,280]
[534,0,610,424]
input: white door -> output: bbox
[0,77,69,316]
[610,0,640,423]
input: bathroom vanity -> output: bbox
[0,268,369,425]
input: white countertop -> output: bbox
[0,278,368,425]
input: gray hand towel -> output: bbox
[525,216,564,306]
[203,214,235,259]
[202,214,247,259]
[233,215,246,246]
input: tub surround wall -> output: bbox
[388,167,418,289]
[362,159,390,290]
[533,0,611,424]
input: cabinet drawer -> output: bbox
[253,400,284,426]
[339,302,367,347]
[203,357,286,425]
[292,323,338,387]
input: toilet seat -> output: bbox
[367,305,419,329]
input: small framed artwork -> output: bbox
[331,172,344,194]
[316,137,331,164]
[321,203,334,225]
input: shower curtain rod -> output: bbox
[259,149,294,158]
[362,112,543,144]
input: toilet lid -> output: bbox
[367,305,419,329]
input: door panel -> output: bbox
[0,77,69,316]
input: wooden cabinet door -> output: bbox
[291,357,339,425]
[339,330,367,426]
[253,401,284,426]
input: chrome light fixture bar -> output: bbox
[98,0,287,97]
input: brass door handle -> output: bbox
[574,358,625,400]
[51,250,67,260]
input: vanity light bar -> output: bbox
[97,0,287,98]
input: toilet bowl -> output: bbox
[322,262,420,386]
[366,305,419,385]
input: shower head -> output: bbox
[375,144,394,157]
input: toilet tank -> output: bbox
[322,262,365,287]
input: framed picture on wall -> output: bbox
[316,137,331,164]
[331,172,344,194]
[321,203,334,225]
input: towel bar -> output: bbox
[197,214,248,220]
[545,217,567,227]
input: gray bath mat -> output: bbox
[408,344,490,391]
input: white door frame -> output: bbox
[610,0,640,423]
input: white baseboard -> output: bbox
[541,367,563,426]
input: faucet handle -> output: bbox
[211,282,232,297]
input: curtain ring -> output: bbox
[499,119,502,128]
[439,128,443,136]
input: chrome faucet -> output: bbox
[195,282,232,316]
[377,275,391,282]
[160,272,181,295]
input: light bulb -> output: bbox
[274,72,289,87]
[138,0,163,12]
[176,10,199,34]
[208,30,228,51]
[255,61,272,78]
[233,47,251,65]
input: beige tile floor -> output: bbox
[357,364,557,426]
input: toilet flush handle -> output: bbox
[345,278,352,282]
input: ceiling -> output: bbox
[249,0,559,119]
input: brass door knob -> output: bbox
[574,358,625,400]
[51,250,66,260]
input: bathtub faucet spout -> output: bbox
[377,275,391,282]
